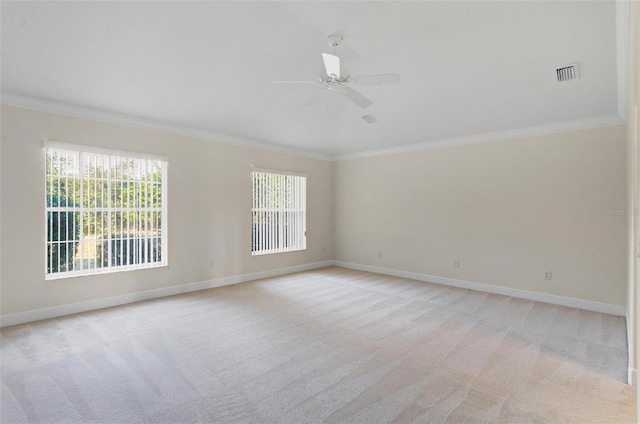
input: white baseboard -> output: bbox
[0,260,334,328]
[334,261,626,316]
[2,259,626,327]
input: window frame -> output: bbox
[251,167,307,256]
[43,141,169,280]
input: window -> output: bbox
[45,142,168,279]
[251,168,306,255]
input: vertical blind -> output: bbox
[45,144,168,279]
[251,169,306,255]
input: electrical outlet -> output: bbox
[210,260,215,268]
[454,259,460,269]
[378,251,383,258]
[544,271,552,280]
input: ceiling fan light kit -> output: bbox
[270,34,400,111]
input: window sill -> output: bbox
[45,263,168,281]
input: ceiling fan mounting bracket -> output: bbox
[328,34,343,48]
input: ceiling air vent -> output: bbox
[556,63,580,82]
[361,114,377,124]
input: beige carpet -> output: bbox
[0,266,636,423]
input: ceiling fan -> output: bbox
[270,35,400,109]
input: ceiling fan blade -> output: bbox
[349,73,400,85]
[270,80,318,84]
[341,86,373,109]
[322,53,340,79]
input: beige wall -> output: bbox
[335,125,628,306]
[0,105,630,319]
[0,106,334,315]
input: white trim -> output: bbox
[251,166,307,178]
[0,261,333,328]
[628,367,637,386]
[1,92,332,162]
[334,114,626,161]
[334,261,627,316]
[616,0,629,120]
[44,147,168,278]
[1,259,628,327]
[2,92,627,163]
[251,170,307,255]
[43,139,170,163]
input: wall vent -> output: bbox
[556,63,580,82]
[361,114,377,124]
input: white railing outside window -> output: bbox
[251,168,306,255]
[45,142,168,279]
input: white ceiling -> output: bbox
[1,1,623,159]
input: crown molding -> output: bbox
[2,93,625,163]
[333,114,626,161]
[0,92,333,162]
